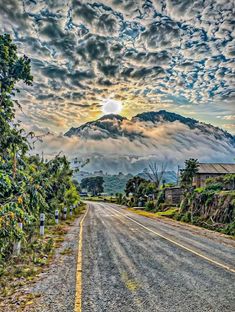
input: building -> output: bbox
[164,186,184,205]
[193,163,235,188]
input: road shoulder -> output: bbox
[125,207,235,247]
[1,210,85,312]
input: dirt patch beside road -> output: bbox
[0,210,84,312]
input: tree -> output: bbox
[0,34,33,179]
[0,35,80,261]
[81,176,104,196]
[180,158,199,188]
[144,161,168,190]
[125,176,147,196]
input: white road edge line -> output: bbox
[102,204,235,274]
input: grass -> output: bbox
[127,207,179,219]
[84,195,117,202]
[60,247,73,256]
[155,208,179,217]
[128,206,235,238]
[127,208,157,218]
[0,203,86,310]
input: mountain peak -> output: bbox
[64,110,235,147]
[98,114,127,121]
[132,110,197,127]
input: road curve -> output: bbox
[81,201,235,312]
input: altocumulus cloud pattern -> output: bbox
[0,0,234,134]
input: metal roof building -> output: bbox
[197,163,235,174]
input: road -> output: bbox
[80,201,235,312]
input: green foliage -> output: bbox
[81,176,104,195]
[155,208,179,217]
[116,193,124,204]
[180,158,199,188]
[0,154,80,260]
[221,221,235,236]
[0,34,33,120]
[145,201,155,211]
[155,190,164,210]
[161,182,175,189]
[0,34,33,179]
[205,174,235,190]
[103,174,132,194]
[180,212,192,223]
[125,176,147,196]
[0,35,80,262]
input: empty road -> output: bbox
[79,202,235,312]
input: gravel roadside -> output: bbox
[21,215,82,312]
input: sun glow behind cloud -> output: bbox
[101,99,123,115]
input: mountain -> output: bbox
[134,111,235,144]
[64,110,235,173]
[65,114,128,139]
[65,110,235,145]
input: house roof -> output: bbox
[197,163,235,174]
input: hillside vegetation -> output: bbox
[178,175,235,235]
[118,159,235,236]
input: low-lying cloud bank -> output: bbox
[32,119,235,173]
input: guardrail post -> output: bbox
[40,213,45,236]
[13,222,23,256]
[55,209,59,224]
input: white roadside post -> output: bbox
[55,209,59,224]
[40,213,45,236]
[70,206,73,216]
[14,222,23,256]
[63,207,67,220]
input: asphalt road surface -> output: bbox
[81,202,235,312]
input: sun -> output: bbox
[101,98,123,115]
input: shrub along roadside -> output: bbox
[0,203,86,309]
[0,154,81,262]
[172,212,235,236]
[0,34,81,263]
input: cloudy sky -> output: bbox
[1,0,235,135]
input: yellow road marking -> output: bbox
[103,205,235,274]
[121,272,139,291]
[74,205,89,312]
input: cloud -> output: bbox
[223,124,235,132]
[217,115,235,121]
[0,0,234,153]
[73,1,121,36]
[137,19,180,52]
[33,118,235,173]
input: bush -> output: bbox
[221,221,235,236]
[145,201,155,211]
[158,203,172,211]
[205,174,235,190]
[0,35,80,263]
[180,197,188,212]
[205,183,223,191]
[155,191,164,210]
[180,212,191,223]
